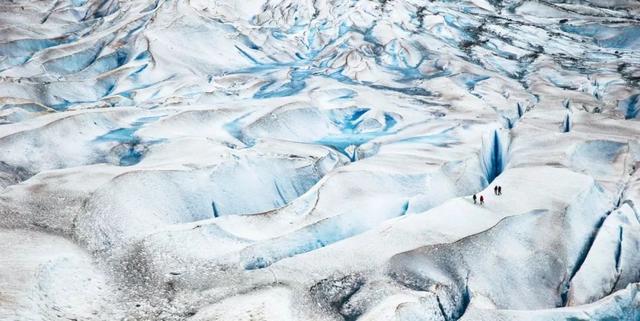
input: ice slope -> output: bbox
[0,229,125,320]
[1,0,640,320]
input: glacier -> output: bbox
[1,0,640,320]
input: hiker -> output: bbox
[498,186,502,195]
[480,195,484,205]
[473,194,477,204]
[494,186,498,195]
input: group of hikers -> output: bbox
[473,185,503,205]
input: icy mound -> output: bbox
[1,0,640,320]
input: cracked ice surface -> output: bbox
[1,0,640,320]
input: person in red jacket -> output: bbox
[480,195,484,205]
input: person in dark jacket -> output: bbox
[473,194,477,204]
[494,186,498,195]
[498,186,502,195]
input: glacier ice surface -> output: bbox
[1,0,640,320]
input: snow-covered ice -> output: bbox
[1,0,639,320]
